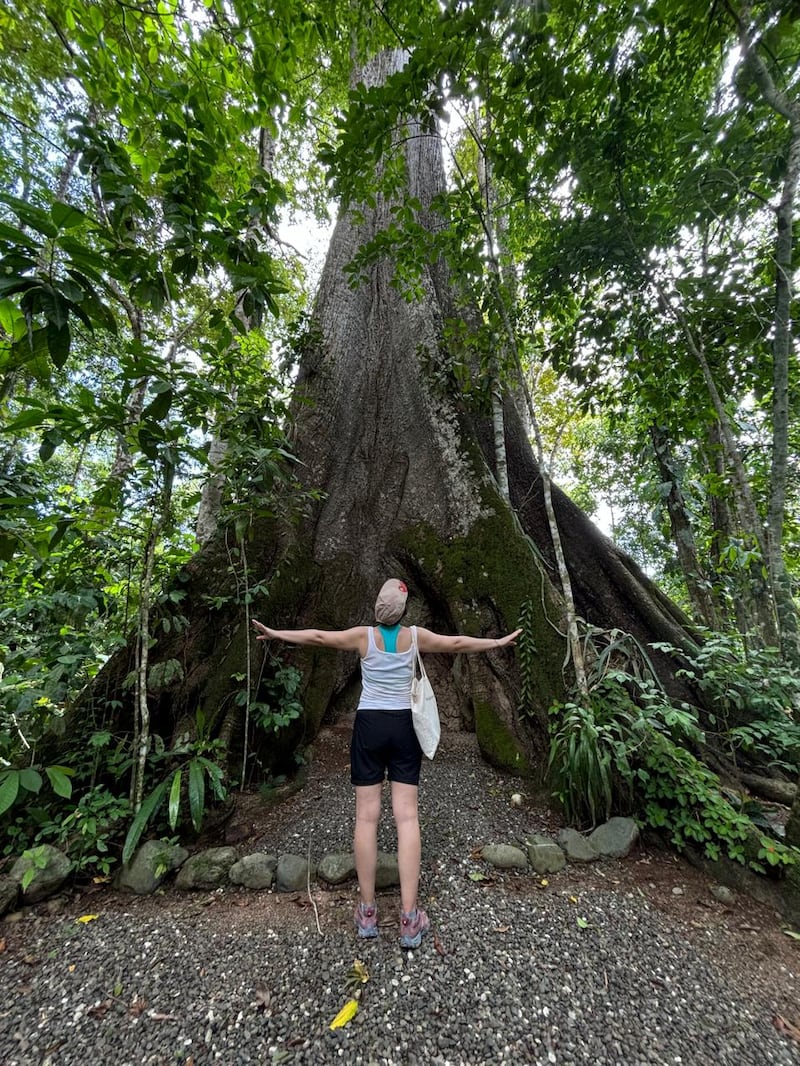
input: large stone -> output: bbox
[276,853,316,892]
[557,827,600,863]
[0,877,19,917]
[711,884,736,905]
[526,834,566,875]
[175,847,239,890]
[589,817,640,859]
[116,840,189,895]
[375,851,400,888]
[318,852,356,885]
[11,845,73,903]
[229,853,277,890]
[480,844,529,870]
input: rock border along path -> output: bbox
[1,729,799,1065]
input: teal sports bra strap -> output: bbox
[377,623,401,653]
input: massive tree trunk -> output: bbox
[70,51,720,787]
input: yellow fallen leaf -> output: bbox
[540,879,548,887]
[569,896,578,904]
[329,997,359,1030]
[75,914,99,924]
[68,964,76,972]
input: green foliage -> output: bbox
[516,598,539,719]
[548,699,629,827]
[248,662,304,735]
[653,634,800,772]
[667,632,800,722]
[636,732,796,872]
[0,763,73,816]
[121,729,228,866]
[548,630,800,871]
[19,844,49,891]
[22,787,132,878]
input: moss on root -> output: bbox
[397,507,567,722]
[474,698,532,777]
[391,497,568,780]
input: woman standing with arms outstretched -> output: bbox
[252,578,521,948]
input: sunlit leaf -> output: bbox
[329,998,359,1030]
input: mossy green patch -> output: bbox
[474,698,531,777]
[396,510,567,718]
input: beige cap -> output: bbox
[374,578,408,625]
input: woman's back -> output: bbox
[359,626,413,709]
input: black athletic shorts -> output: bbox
[350,708,423,786]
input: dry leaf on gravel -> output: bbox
[129,995,147,1016]
[87,999,113,1019]
[773,1014,800,1042]
[253,981,272,1012]
[329,997,359,1030]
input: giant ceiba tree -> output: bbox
[79,48,713,792]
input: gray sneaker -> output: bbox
[399,908,429,949]
[355,901,378,938]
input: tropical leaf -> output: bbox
[122,779,169,865]
[0,772,20,817]
[187,758,205,832]
[168,768,182,831]
[45,765,74,799]
[19,768,43,794]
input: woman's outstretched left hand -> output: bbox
[496,628,523,647]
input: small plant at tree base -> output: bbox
[51,787,132,878]
[548,633,800,872]
[121,725,227,866]
[548,698,635,826]
[248,662,304,734]
[637,731,797,871]
[19,844,49,891]
[652,635,800,772]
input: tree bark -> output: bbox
[649,422,720,630]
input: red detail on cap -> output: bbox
[398,582,407,593]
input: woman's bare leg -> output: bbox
[353,783,382,903]
[391,781,421,913]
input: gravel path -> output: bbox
[1,730,798,1066]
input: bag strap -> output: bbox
[410,625,426,680]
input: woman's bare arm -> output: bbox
[415,627,522,655]
[252,620,367,652]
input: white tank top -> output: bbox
[357,626,414,710]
